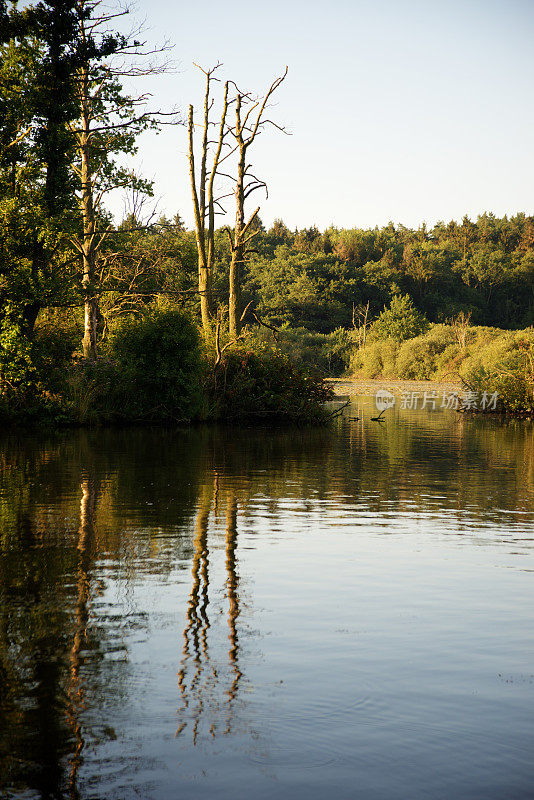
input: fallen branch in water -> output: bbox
[324,399,350,418]
[371,408,387,421]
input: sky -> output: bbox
[109,0,534,232]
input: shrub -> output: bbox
[463,365,533,413]
[460,329,534,412]
[238,325,354,377]
[348,322,534,395]
[206,339,333,422]
[61,359,115,424]
[32,319,81,393]
[371,294,429,342]
[396,325,458,380]
[104,307,203,422]
[350,339,398,378]
[0,311,65,425]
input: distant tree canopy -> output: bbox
[73,211,534,336]
[232,212,534,332]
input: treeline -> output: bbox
[49,209,534,339]
[66,210,534,340]
[236,213,534,332]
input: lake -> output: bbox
[1,397,533,799]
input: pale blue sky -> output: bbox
[114,0,534,230]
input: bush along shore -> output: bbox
[348,296,534,414]
[0,306,334,427]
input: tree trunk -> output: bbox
[228,251,242,338]
[198,250,212,338]
[229,133,246,339]
[189,102,213,338]
[79,68,98,360]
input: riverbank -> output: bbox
[326,378,534,419]
[345,323,534,414]
[0,311,333,427]
[326,377,462,397]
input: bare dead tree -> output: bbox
[188,63,230,337]
[450,310,472,350]
[353,301,371,350]
[226,68,288,338]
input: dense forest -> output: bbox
[1,0,533,421]
[92,210,534,333]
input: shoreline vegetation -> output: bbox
[0,308,334,426]
[346,317,534,415]
[1,3,533,425]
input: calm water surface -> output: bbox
[1,398,533,799]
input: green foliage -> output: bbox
[350,321,534,413]
[103,308,203,422]
[0,2,82,332]
[0,308,336,426]
[31,316,80,387]
[463,365,534,413]
[247,325,353,376]
[0,312,76,425]
[0,312,36,390]
[206,338,333,422]
[371,294,429,342]
[350,340,399,378]
[236,213,534,334]
[351,322,479,381]
[395,325,458,380]
[246,246,349,332]
[460,329,534,412]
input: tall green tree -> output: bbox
[0,0,80,336]
[68,0,171,359]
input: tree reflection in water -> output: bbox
[0,462,99,800]
[225,488,242,725]
[65,477,97,800]
[176,478,242,742]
